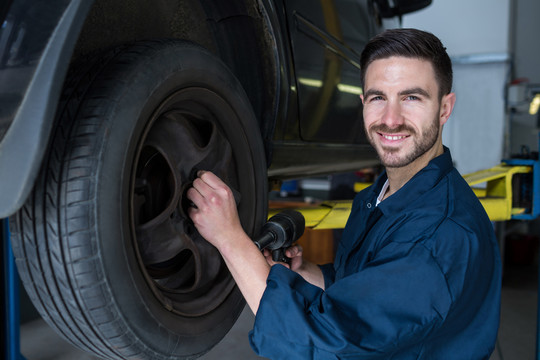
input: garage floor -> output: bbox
[18,261,538,360]
[20,306,262,360]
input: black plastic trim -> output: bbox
[268,142,379,180]
[0,0,94,218]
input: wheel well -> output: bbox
[70,0,278,149]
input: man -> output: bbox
[187,28,501,359]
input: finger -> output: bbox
[187,192,206,221]
[192,177,214,199]
[187,205,198,220]
[285,248,296,258]
[199,172,239,206]
[263,250,274,262]
[198,170,226,189]
[186,186,203,205]
[197,170,207,177]
[262,250,278,265]
[285,245,303,257]
[187,201,202,225]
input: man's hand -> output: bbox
[186,170,270,314]
[264,245,326,290]
[187,171,244,252]
[263,245,305,272]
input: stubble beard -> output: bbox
[366,117,440,169]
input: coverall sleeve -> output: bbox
[319,263,336,289]
[249,242,452,359]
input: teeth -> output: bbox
[383,134,406,141]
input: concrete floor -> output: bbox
[20,306,263,360]
[18,262,538,360]
[491,263,538,360]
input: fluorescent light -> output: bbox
[298,78,363,96]
[529,93,540,115]
[337,83,363,95]
[298,78,323,88]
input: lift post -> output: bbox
[1,219,25,360]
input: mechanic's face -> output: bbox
[360,56,455,170]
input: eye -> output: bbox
[368,95,384,102]
[405,95,420,101]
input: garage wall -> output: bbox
[401,0,510,57]
[401,0,511,175]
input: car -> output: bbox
[0,0,431,358]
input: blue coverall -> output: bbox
[250,148,502,359]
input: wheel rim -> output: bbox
[130,87,253,317]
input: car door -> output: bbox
[283,0,383,144]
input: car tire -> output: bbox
[10,40,267,359]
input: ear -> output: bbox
[439,92,456,126]
[359,94,364,104]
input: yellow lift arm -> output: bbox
[269,159,540,229]
[464,164,532,221]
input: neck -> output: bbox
[383,144,444,200]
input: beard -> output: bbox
[366,116,440,169]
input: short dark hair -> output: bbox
[360,28,453,98]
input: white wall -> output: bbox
[444,63,507,174]
[401,0,511,174]
[402,0,511,57]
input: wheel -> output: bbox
[10,40,267,359]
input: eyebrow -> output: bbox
[362,89,384,98]
[363,87,431,99]
[399,87,431,99]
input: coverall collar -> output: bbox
[373,146,454,216]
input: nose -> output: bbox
[381,100,404,128]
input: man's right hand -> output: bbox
[263,245,304,272]
[263,245,326,290]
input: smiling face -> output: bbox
[360,56,455,172]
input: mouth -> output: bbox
[377,132,410,145]
[380,133,408,141]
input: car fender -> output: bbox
[0,0,94,218]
